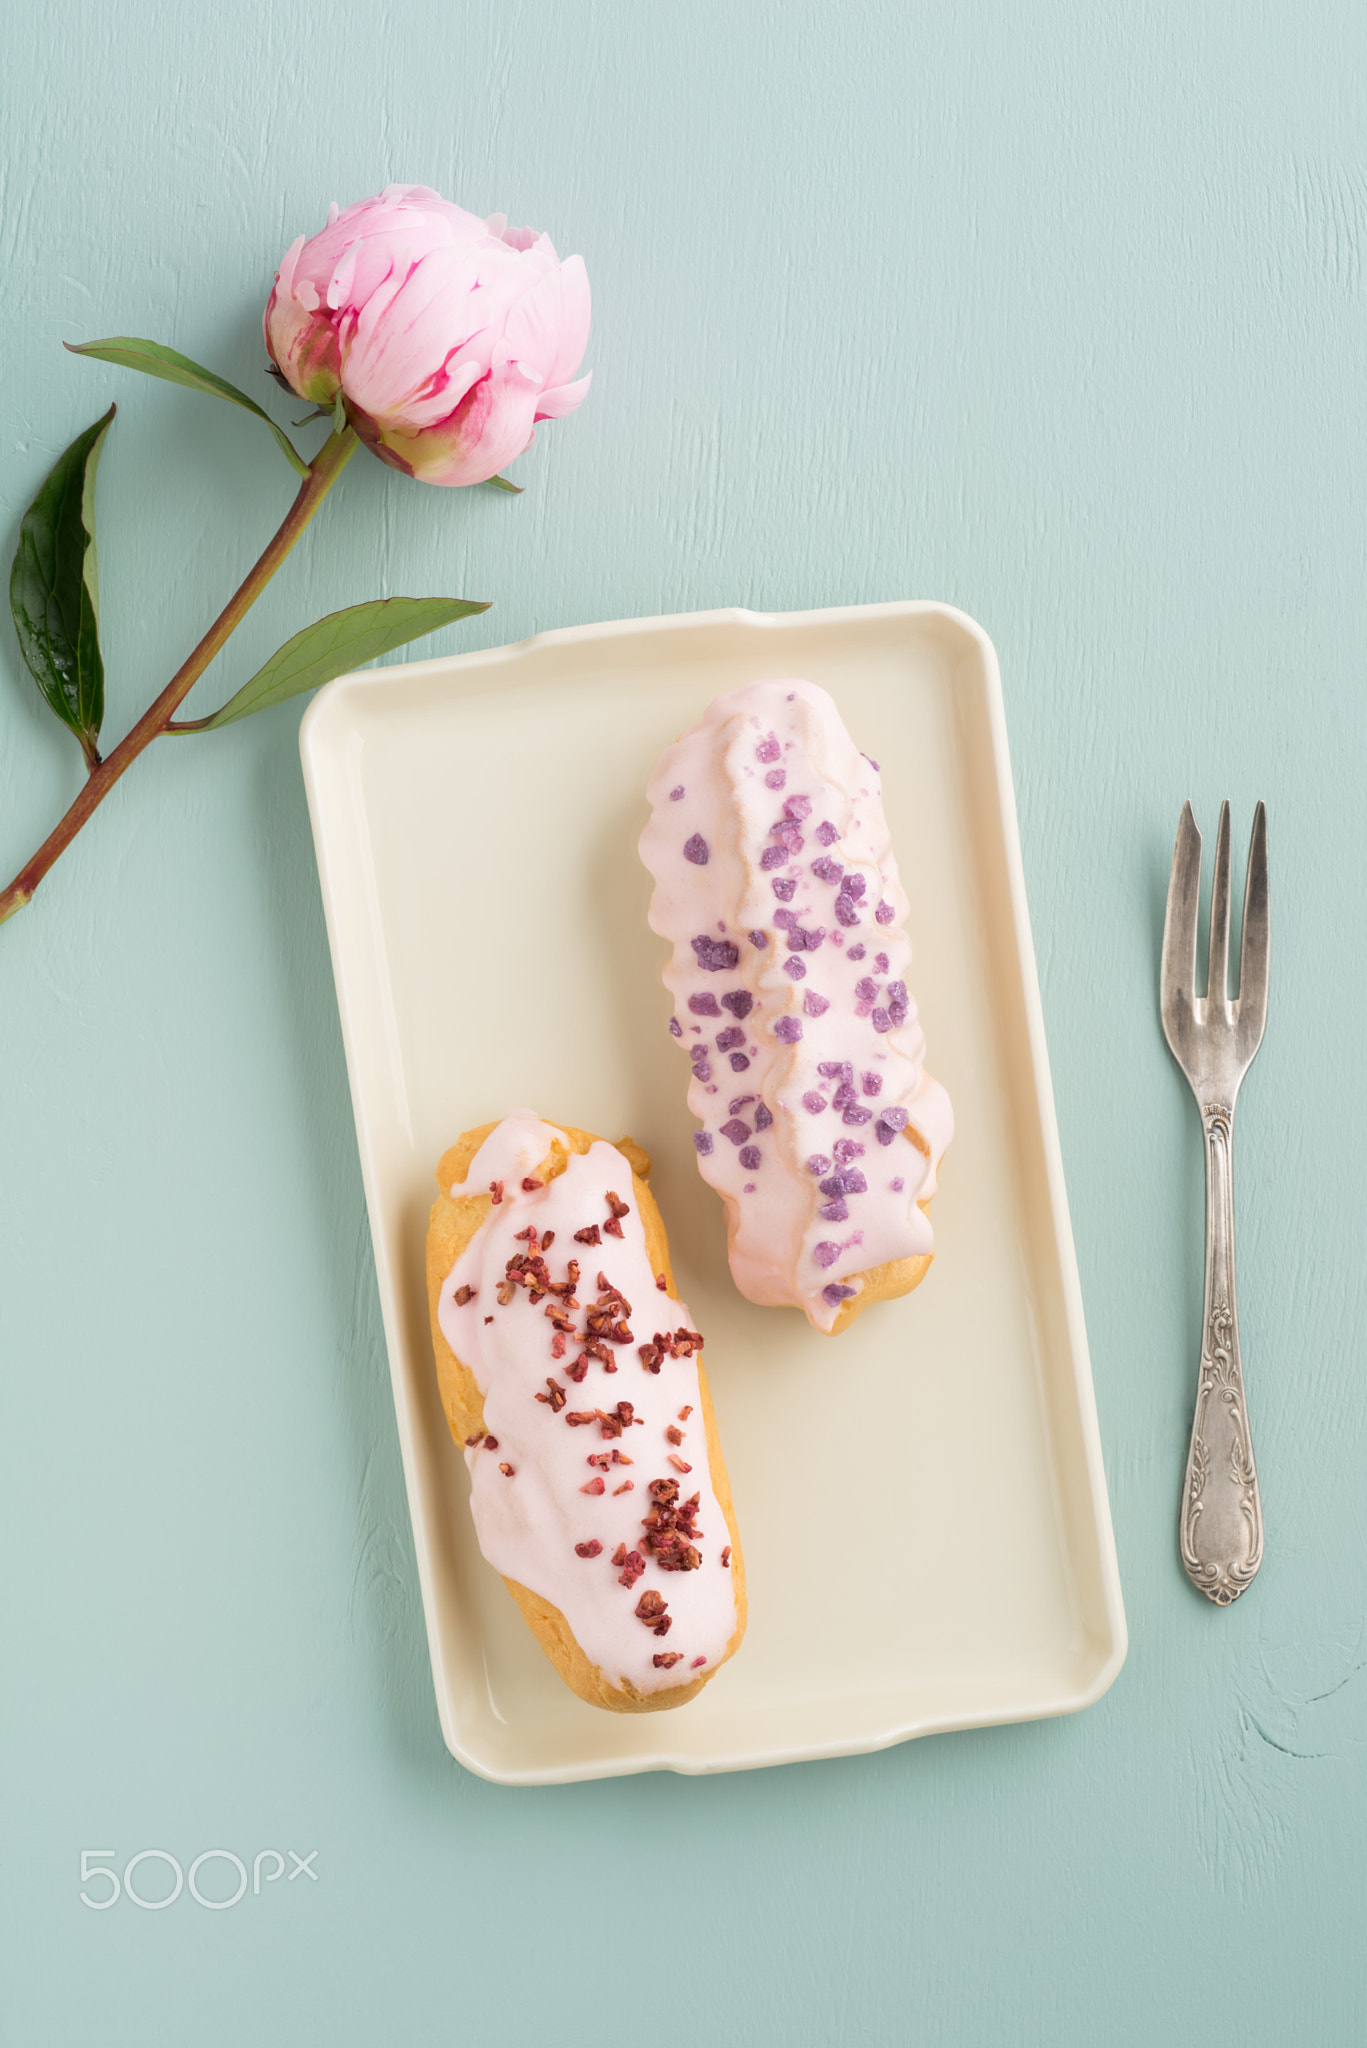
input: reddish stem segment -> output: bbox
[0,426,359,926]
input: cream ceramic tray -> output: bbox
[300,601,1126,1784]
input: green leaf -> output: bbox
[171,596,491,731]
[65,336,310,478]
[486,473,524,493]
[9,405,115,767]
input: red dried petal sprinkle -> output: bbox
[483,1315,494,1325]
[652,1618,673,1636]
[638,1344,663,1372]
[612,1481,635,1495]
[619,1548,646,1586]
[464,1432,485,1447]
[550,1333,566,1359]
[581,1477,606,1495]
[521,1177,544,1192]
[489,1181,504,1204]
[565,1357,590,1383]
[603,1217,624,1238]
[565,1411,597,1427]
[653,1652,683,1669]
[635,1589,667,1622]
[606,1192,630,1219]
[691,1656,707,1669]
[483,1437,499,1451]
[454,1284,475,1306]
[668,1455,693,1473]
[656,1274,668,1291]
[677,1405,693,1420]
[573,1224,602,1246]
[666,1425,685,1446]
[498,1462,514,1476]
[720,1545,732,1568]
[575,1540,603,1558]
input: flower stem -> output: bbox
[0,427,358,928]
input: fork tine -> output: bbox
[1236,801,1269,1045]
[1207,801,1231,1003]
[1161,801,1202,1009]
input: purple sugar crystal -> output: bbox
[833,1139,865,1164]
[773,1016,803,1043]
[875,953,890,974]
[772,877,797,902]
[689,993,722,1017]
[756,733,780,763]
[802,1091,826,1115]
[738,1144,761,1170]
[881,1105,909,1132]
[729,1052,751,1071]
[819,1198,849,1222]
[887,980,907,1008]
[784,958,807,981]
[861,1071,882,1096]
[803,990,830,1017]
[854,977,878,1001]
[692,934,739,972]
[871,1007,891,1033]
[729,1094,756,1112]
[760,845,786,871]
[773,908,797,930]
[813,1241,841,1269]
[875,900,895,925]
[669,784,685,801]
[764,768,786,790]
[753,1102,773,1130]
[783,793,813,821]
[787,924,826,952]
[840,873,866,902]
[669,1017,683,1038]
[720,990,753,1019]
[847,944,866,962]
[843,1104,873,1126]
[890,1177,905,1192]
[806,1153,832,1175]
[693,1131,714,1155]
[748,929,769,949]
[811,857,843,886]
[721,1118,751,1146]
[692,1060,713,1081]
[834,894,861,928]
[683,833,709,865]
[819,1062,854,1084]
[822,1282,857,1307]
[716,1026,744,1051]
[815,820,839,846]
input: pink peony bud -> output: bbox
[263,184,591,487]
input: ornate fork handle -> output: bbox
[1179,1102,1263,1604]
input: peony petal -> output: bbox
[545,252,590,390]
[533,370,592,420]
[276,233,306,301]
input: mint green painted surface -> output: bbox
[3,3,1364,2040]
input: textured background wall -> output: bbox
[4,2,1365,2041]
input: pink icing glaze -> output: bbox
[436,1113,738,1695]
[638,681,954,1332]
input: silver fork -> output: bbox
[1160,800,1270,1605]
